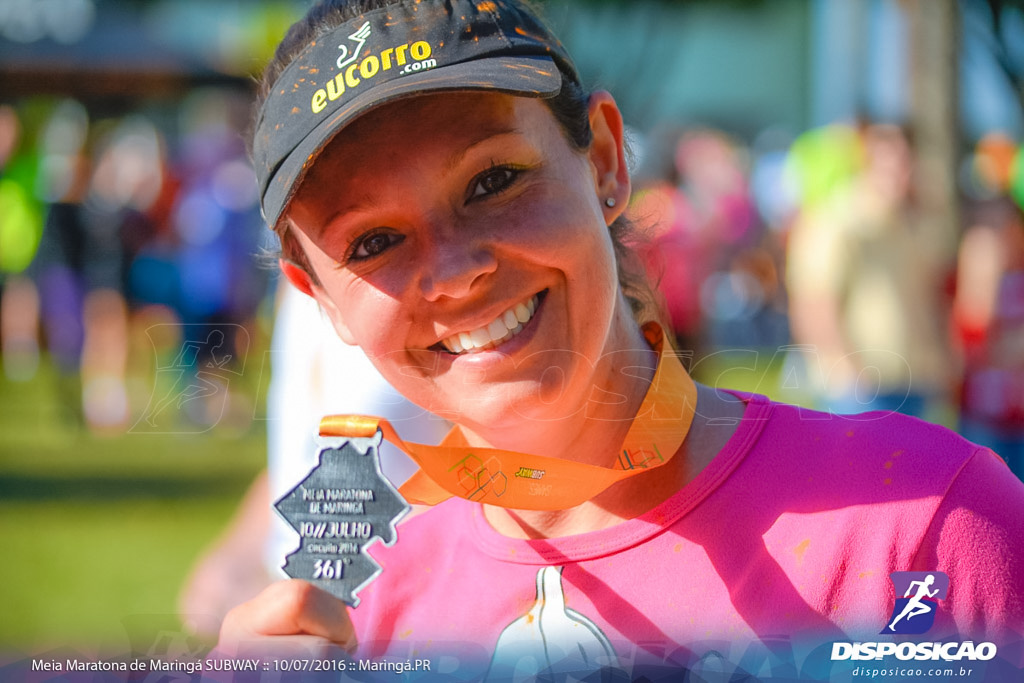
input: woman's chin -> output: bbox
[439,382,581,444]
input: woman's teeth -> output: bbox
[442,295,538,354]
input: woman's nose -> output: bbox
[417,232,498,302]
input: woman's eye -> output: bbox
[470,166,520,199]
[349,230,403,261]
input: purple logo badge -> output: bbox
[882,571,949,635]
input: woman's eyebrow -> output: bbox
[442,126,524,173]
[306,188,382,239]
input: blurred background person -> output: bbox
[0,102,44,384]
[785,121,955,420]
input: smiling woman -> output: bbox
[216,0,1024,679]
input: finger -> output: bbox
[222,580,357,652]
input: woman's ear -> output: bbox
[587,91,631,224]
[278,258,358,345]
[279,259,315,297]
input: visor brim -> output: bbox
[261,54,562,228]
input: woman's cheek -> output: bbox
[350,297,402,353]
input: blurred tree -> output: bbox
[905,0,960,260]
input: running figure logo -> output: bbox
[336,21,371,69]
[882,571,949,634]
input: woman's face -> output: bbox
[286,91,634,437]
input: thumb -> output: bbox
[220,580,357,653]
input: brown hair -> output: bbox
[255,0,661,324]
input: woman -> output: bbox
[221,0,1024,678]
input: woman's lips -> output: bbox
[437,291,544,354]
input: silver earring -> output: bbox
[605,197,616,208]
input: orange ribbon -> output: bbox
[319,325,698,511]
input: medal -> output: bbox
[273,431,409,606]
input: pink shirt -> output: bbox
[350,393,1024,678]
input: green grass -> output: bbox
[0,362,265,653]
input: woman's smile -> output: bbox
[436,290,542,355]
